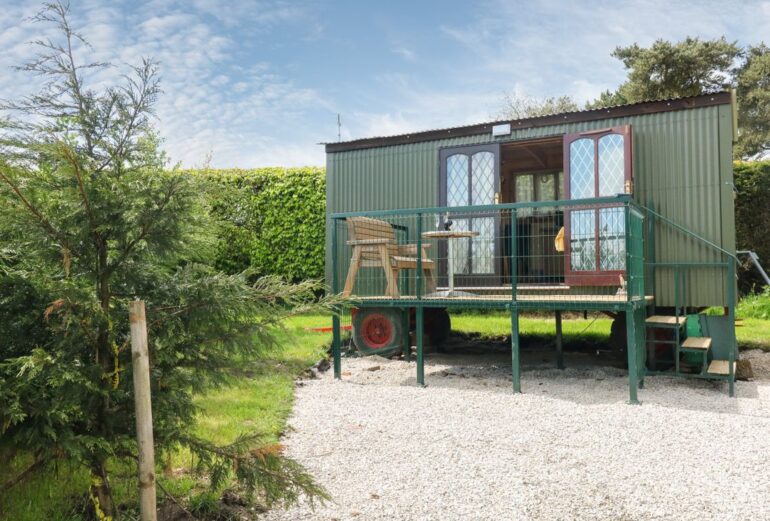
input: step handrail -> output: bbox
[642,205,738,261]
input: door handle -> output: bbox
[494,192,500,204]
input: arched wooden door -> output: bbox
[439,143,501,287]
[563,126,633,286]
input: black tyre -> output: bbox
[424,308,451,345]
[352,308,405,356]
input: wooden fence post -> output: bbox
[129,300,157,521]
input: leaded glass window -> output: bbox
[598,134,625,196]
[447,154,468,207]
[570,210,596,271]
[471,217,494,274]
[471,152,495,205]
[565,128,630,281]
[569,138,595,199]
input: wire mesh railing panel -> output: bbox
[331,197,644,308]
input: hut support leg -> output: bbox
[511,307,521,393]
[332,312,342,379]
[416,306,425,386]
[555,310,564,370]
[626,308,640,405]
[402,308,410,362]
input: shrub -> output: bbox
[737,287,770,319]
[734,161,770,269]
[193,168,326,282]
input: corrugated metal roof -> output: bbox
[324,91,733,153]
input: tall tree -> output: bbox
[496,94,579,120]
[735,44,770,158]
[587,37,770,158]
[606,37,740,102]
[0,3,330,518]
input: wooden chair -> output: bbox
[342,216,436,298]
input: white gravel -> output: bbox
[264,349,770,521]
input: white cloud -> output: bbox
[392,46,416,62]
[0,0,327,167]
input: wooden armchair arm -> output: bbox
[397,244,432,255]
[346,238,394,246]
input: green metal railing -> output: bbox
[644,205,738,394]
[331,195,648,310]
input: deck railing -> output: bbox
[644,205,738,387]
[330,195,647,310]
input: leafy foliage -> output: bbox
[735,44,770,158]
[195,168,326,282]
[736,287,770,319]
[585,37,770,159]
[495,94,579,120]
[734,160,770,289]
[606,37,740,102]
[0,3,332,518]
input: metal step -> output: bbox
[646,315,687,327]
[707,360,736,376]
[681,337,711,350]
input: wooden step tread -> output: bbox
[707,360,736,376]
[646,315,686,326]
[681,337,712,350]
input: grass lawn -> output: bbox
[450,311,770,352]
[451,312,612,345]
[0,314,334,521]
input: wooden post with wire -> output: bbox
[129,300,157,521]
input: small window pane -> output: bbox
[570,209,596,271]
[570,138,595,199]
[471,151,495,205]
[599,207,626,270]
[447,154,469,207]
[471,217,495,274]
[515,174,533,202]
[516,175,533,217]
[538,173,555,200]
[450,218,470,275]
[535,173,555,214]
[598,134,625,196]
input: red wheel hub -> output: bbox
[360,313,393,349]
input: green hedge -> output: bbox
[734,161,770,272]
[189,162,767,288]
[193,168,326,282]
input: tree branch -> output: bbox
[0,164,72,252]
[1,457,48,493]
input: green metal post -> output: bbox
[624,204,640,404]
[646,204,656,315]
[416,213,424,386]
[331,218,342,379]
[510,209,517,302]
[510,209,521,392]
[727,256,736,397]
[674,267,680,375]
[555,310,564,370]
[511,306,521,393]
[416,213,423,299]
[626,308,640,404]
[402,309,410,362]
[416,306,424,386]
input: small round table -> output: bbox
[421,230,480,297]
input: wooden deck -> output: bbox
[355,294,654,303]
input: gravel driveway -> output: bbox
[265,348,770,521]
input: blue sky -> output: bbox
[1,0,768,167]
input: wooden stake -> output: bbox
[129,300,157,521]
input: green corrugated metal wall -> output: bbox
[326,103,735,307]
